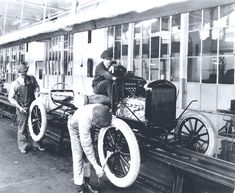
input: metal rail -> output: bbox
[135,133,235,193]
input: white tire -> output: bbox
[28,99,47,141]
[98,117,140,188]
[175,111,217,156]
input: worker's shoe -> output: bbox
[84,183,100,193]
[76,185,84,193]
[20,149,27,154]
[33,146,45,151]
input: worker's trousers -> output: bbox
[67,120,91,185]
[17,109,28,151]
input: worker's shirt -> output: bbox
[92,62,115,87]
[69,104,100,166]
[8,75,39,108]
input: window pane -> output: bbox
[142,20,151,37]
[108,26,114,48]
[187,57,200,82]
[188,31,201,56]
[121,57,128,68]
[161,16,170,31]
[142,38,150,58]
[220,4,235,27]
[160,58,169,80]
[171,33,180,57]
[114,41,121,60]
[151,19,160,35]
[161,32,170,57]
[150,59,159,80]
[189,10,202,31]
[115,25,121,41]
[151,36,159,58]
[133,59,149,80]
[142,59,149,80]
[172,14,181,30]
[201,56,217,83]
[133,39,141,59]
[134,23,141,39]
[219,56,234,84]
[122,44,128,56]
[219,27,234,55]
[202,29,217,55]
[133,59,142,77]
[171,58,179,81]
[122,24,129,40]
[203,7,218,28]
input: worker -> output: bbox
[8,62,45,154]
[67,102,112,193]
[92,49,117,97]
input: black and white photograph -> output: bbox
[0,0,235,192]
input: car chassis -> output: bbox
[28,76,217,188]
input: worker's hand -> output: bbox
[109,65,115,73]
[94,164,105,178]
[18,106,27,114]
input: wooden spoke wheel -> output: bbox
[175,111,216,156]
[98,117,140,188]
[28,99,47,141]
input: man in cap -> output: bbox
[8,62,45,154]
[67,103,112,193]
[92,49,117,97]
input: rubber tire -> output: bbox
[98,117,140,188]
[28,99,47,142]
[175,111,217,156]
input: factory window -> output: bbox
[45,34,73,76]
[187,5,235,85]
[133,14,181,81]
[0,44,26,83]
[107,24,129,68]
[64,34,74,76]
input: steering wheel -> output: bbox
[49,82,75,107]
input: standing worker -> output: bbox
[92,49,117,97]
[67,102,112,193]
[8,62,45,154]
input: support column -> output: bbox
[59,35,65,85]
[179,13,189,109]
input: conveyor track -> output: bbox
[135,133,235,193]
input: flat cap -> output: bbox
[101,49,113,59]
[17,63,29,73]
[92,104,112,128]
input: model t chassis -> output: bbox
[27,76,218,188]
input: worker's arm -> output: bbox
[96,64,116,80]
[78,114,104,176]
[30,76,40,98]
[8,82,26,113]
[78,115,97,166]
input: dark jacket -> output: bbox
[92,62,115,87]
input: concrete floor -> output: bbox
[0,117,234,193]
[0,118,155,193]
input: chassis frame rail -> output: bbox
[137,133,235,193]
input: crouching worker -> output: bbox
[67,103,112,193]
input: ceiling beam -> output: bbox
[20,0,24,23]
[1,0,235,48]
[3,0,8,34]
[43,0,47,22]
[8,0,69,11]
